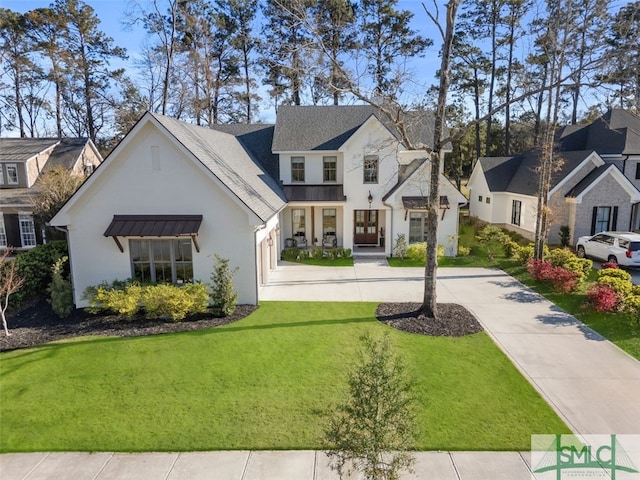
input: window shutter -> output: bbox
[611,206,618,231]
[591,207,597,235]
[4,214,21,248]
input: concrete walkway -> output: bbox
[3,263,640,479]
[1,450,535,480]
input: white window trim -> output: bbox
[291,156,305,183]
[0,215,7,248]
[6,164,19,185]
[323,156,337,183]
[18,213,37,248]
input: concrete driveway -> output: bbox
[261,260,640,436]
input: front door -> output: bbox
[354,210,378,245]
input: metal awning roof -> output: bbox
[402,196,450,209]
[283,185,346,202]
[103,215,203,237]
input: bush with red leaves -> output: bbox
[527,259,578,293]
[601,261,619,269]
[587,284,620,312]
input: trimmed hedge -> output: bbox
[83,281,209,321]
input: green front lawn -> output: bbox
[0,302,568,452]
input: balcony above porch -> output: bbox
[283,184,346,202]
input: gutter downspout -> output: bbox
[382,200,393,257]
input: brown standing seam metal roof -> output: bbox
[402,196,450,209]
[283,185,347,202]
[103,215,203,237]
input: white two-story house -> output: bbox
[273,106,466,255]
[51,107,466,308]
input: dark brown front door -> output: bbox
[354,210,378,244]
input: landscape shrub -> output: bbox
[311,247,324,259]
[527,259,578,293]
[457,245,471,257]
[624,293,640,316]
[546,248,591,283]
[210,254,238,316]
[281,248,299,261]
[48,256,73,318]
[407,242,426,262]
[393,234,407,259]
[515,243,549,265]
[14,240,68,304]
[596,275,633,298]
[84,281,142,318]
[141,283,208,321]
[597,268,632,282]
[601,261,618,269]
[503,240,520,258]
[587,284,620,312]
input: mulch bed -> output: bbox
[376,302,483,337]
[1,298,481,352]
[0,297,256,352]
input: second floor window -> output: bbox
[323,156,337,182]
[6,164,18,185]
[291,156,305,182]
[364,155,378,183]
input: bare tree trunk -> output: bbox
[422,0,461,319]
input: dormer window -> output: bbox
[6,164,18,185]
[291,156,305,182]
[363,155,378,184]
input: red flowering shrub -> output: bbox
[527,259,578,293]
[601,261,619,269]
[587,284,620,312]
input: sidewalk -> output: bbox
[1,450,534,479]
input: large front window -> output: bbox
[291,156,305,182]
[292,209,305,237]
[323,156,337,182]
[323,208,336,235]
[409,212,428,243]
[595,206,611,233]
[19,214,36,247]
[363,155,378,183]
[130,239,193,284]
[511,200,522,226]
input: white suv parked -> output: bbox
[575,231,640,267]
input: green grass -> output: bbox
[0,302,568,452]
[501,261,640,361]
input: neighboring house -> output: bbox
[51,107,466,308]
[468,109,640,244]
[0,137,102,251]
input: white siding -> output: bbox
[61,122,261,307]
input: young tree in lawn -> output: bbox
[1,250,25,337]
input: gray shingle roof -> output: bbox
[272,105,442,152]
[208,124,279,179]
[149,113,286,223]
[479,150,593,196]
[559,109,640,155]
[0,137,90,169]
